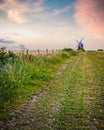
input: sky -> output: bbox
[0,0,104,50]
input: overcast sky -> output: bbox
[0,0,104,50]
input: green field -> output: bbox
[0,51,104,130]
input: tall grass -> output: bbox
[0,49,77,120]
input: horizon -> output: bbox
[0,0,104,50]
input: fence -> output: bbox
[12,49,61,56]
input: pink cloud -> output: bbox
[33,0,44,7]
[0,0,44,24]
[24,0,45,13]
[74,0,104,40]
[0,0,29,23]
[8,8,29,24]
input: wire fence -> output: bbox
[12,49,61,56]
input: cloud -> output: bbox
[32,0,44,12]
[12,33,20,36]
[0,0,45,23]
[0,38,14,44]
[74,0,104,40]
[53,5,72,15]
[0,0,29,23]
[0,33,20,43]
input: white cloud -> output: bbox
[53,5,72,15]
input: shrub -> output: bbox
[0,51,17,67]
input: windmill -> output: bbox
[75,37,84,50]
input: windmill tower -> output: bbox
[76,38,84,50]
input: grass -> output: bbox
[52,52,104,130]
[0,49,77,120]
[86,51,104,129]
[1,51,103,130]
[3,53,80,130]
[52,53,88,129]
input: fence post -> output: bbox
[46,49,48,55]
[26,49,29,56]
[52,49,54,55]
[38,49,40,56]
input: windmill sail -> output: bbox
[76,38,84,50]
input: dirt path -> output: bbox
[1,52,104,130]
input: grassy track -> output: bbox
[1,52,104,130]
[52,52,104,130]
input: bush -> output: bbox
[62,48,73,52]
[0,68,18,101]
[0,51,17,66]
